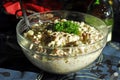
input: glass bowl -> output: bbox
[16,10,108,74]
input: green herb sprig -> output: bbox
[53,20,80,35]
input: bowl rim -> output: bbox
[16,10,108,57]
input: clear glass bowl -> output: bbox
[16,10,108,74]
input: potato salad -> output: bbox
[23,18,103,57]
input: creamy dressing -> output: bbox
[22,18,105,74]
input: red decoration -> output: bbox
[3,0,62,17]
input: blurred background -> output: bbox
[0,0,120,72]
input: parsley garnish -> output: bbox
[53,20,80,35]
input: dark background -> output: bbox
[0,0,120,73]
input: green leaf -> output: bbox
[53,20,80,35]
